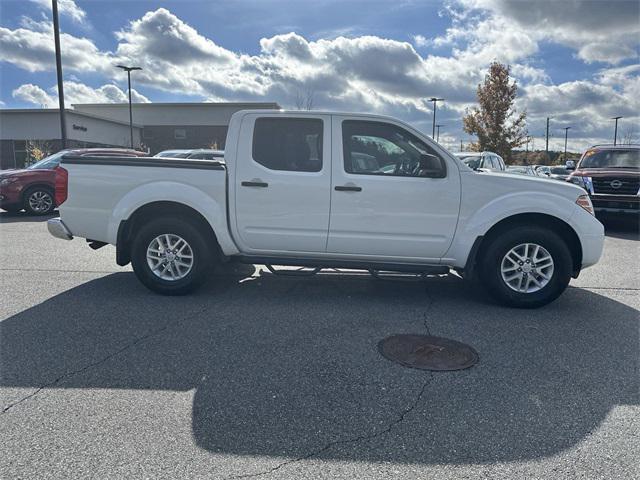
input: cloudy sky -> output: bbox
[0,0,638,152]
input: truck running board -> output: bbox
[264,265,321,276]
[237,256,450,279]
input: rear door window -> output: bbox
[252,118,323,172]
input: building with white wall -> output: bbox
[72,102,279,154]
[0,102,280,169]
[0,108,142,169]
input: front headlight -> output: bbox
[569,176,593,193]
[0,177,17,186]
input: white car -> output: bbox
[48,110,604,308]
[454,151,506,172]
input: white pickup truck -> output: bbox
[48,110,604,308]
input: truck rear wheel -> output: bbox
[479,226,572,308]
[131,217,215,295]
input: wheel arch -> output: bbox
[116,201,222,266]
[22,182,55,200]
[465,212,583,279]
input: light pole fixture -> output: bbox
[52,0,66,149]
[545,117,550,155]
[563,127,571,161]
[611,116,622,146]
[436,124,444,143]
[116,64,142,149]
[429,97,444,139]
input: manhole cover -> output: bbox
[378,334,478,371]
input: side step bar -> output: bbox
[238,255,450,279]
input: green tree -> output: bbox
[463,62,527,160]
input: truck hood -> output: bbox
[0,168,33,178]
[466,170,585,201]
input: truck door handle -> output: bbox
[335,185,362,192]
[241,181,268,188]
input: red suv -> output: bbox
[567,145,639,217]
[0,148,146,215]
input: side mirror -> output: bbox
[418,154,446,178]
[565,160,576,171]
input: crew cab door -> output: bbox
[328,116,461,261]
[234,113,331,253]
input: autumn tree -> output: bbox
[463,62,527,160]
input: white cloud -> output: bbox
[460,0,640,65]
[13,82,150,107]
[3,6,637,151]
[12,84,55,107]
[412,34,428,47]
[31,0,87,24]
[0,25,112,73]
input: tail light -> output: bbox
[54,166,68,206]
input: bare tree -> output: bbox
[621,126,638,145]
[294,88,315,110]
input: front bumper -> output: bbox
[591,194,639,215]
[47,217,73,240]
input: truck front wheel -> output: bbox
[131,217,215,295]
[479,226,572,308]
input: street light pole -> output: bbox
[429,97,444,139]
[116,65,142,149]
[563,127,571,162]
[612,116,622,145]
[52,0,66,149]
[436,124,444,143]
[545,117,550,156]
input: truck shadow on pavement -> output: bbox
[1,267,638,467]
[0,211,56,224]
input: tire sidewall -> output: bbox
[23,187,55,215]
[481,226,572,308]
[131,217,214,295]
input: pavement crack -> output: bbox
[2,304,210,414]
[226,375,433,479]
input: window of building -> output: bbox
[342,120,446,178]
[252,118,323,172]
[174,129,187,139]
[13,140,28,168]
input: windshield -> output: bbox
[580,149,640,169]
[27,151,66,170]
[460,156,481,169]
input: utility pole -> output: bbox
[436,124,444,143]
[460,139,463,151]
[612,116,622,145]
[563,127,571,162]
[545,117,550,156]
[52,0,66,149]
[116,65,142,149]
[429,97,444,139]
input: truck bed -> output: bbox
[59,155,228,246]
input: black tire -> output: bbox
[479,226,572,308]
[23,186,55,215]
[130,216,216,295]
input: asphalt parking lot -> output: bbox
[1,212,638,479]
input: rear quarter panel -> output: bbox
[60,163,237,254]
